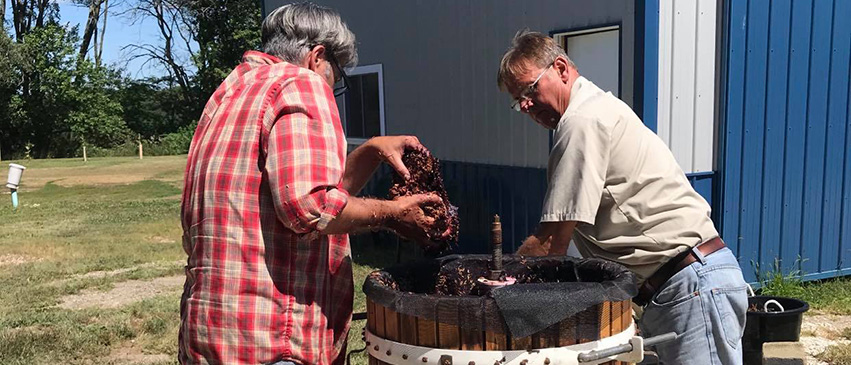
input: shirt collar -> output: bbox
[563,76,594,116]
[242,51,284,66]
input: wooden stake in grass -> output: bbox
[83,145,88,162]
[138,135,144,160]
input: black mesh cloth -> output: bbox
[362,255,638,339]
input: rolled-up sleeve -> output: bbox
[265,72,349,234]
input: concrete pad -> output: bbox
[763,342,806,365]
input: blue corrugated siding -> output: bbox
[720,0,851,282]
[359,161,715,256]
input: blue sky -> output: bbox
[4,0,194,79]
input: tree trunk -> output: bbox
[79,0,103,60]
[35,0,49,29]
[0,0,6,26]
[95,0,108,66]
[11,0,27,41]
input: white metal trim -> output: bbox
[553,25,620,37]
[657,0,717,174]
[364,322,640,365]
[345,64,386,138]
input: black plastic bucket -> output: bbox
[742,296,809,365]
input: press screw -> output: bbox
[468,362,475,365]
[386,350,392,356]
[365,341,371,346]
[403,355,409,360]
[544,359,551,365]
[373,345,379,351]
[520,360,528,365]
[422,357,428,362]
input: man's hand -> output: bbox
[367,136,426,180]
[516,221,577,256]
[516,235,552,256]
[386,193,444,248]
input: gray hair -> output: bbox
[497,30,575,91]
[262,2,358,68]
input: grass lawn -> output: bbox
[1,156,850,364]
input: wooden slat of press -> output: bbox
[613,301,631,365]
[382,307,400,365]
[400,313,418,345]
[598,302,620,365]
[367,300,376,334]
[374,303,386,338]
[621,300,634,365]
[600,301,612,339]
[384,306,401,341]
[485,330,508,350]
[611,300,622,336]
[577,304,600,343]
[372,303,388,365]
[436,304,461,349]
[534,324,560,349]
[417,317,438,348]
[558,313,578,347]
[511,335,532,350]
[623,300,632,332]
[460,326,484,350]
[366,300,377,365]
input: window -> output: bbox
[335,64,386,145]
[552,26,620,97]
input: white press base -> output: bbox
[365,322,643,365]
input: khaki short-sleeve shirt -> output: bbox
[541,76,719,282]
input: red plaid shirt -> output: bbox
[179,51,352,365]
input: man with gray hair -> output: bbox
[179,3,446,364]
[501,31,747,364]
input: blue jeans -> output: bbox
[638,247,748,365]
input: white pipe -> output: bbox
[6,163,26,189]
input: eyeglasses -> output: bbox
[510,64,552,112]
[327,52,349,97]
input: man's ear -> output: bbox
[303,44,327,71]
[554,56,571,83]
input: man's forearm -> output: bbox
[322,196,392,234]
[341,143,381,195]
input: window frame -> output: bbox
[551,24,622,98]
[336,63,386,146]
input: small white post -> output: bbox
[7,164,25,210]
[138,140,143,160]
[83,145,88,162]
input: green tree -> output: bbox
[188,0,261,98]
[121,78,195,139]
[0,30,23,159]
[68,60,128,148]
[12,24,128,157]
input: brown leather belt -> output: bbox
[634,237,726,306]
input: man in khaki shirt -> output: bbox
[498,31,748,364]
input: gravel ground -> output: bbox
[800,313,851,364]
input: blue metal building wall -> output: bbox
[720,0,851,282]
